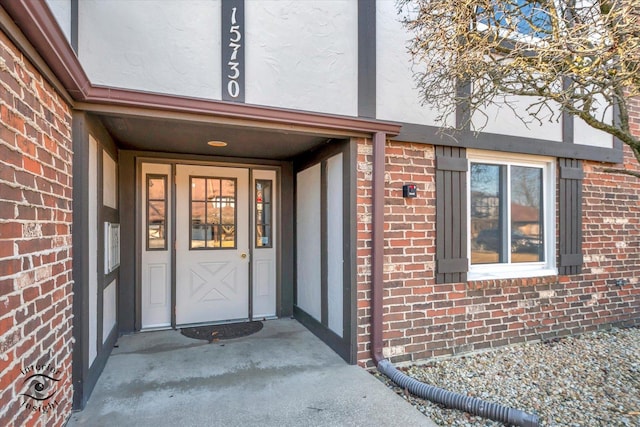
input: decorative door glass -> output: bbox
[190,177,237,249]
[147,175,167,250]
[255,180,272,248]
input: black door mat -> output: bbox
[180,321,263,342]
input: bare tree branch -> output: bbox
[399,0,640,175]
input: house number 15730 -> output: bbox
[227,7,241,99]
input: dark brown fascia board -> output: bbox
[1,0,401,137]
[1,0,88,100]
[0,3,72,104]
[84,86,401,136]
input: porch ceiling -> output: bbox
[96,113,331,160]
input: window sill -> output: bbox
[468,267,558,282]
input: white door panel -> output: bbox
[252,169,277,319]
[141,163,172,329]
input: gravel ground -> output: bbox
[373,327,640,427]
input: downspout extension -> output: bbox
[369,133,539,427]
[377,360,540,427]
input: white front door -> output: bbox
[175,165,250,325]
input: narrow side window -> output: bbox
[255,180,273,248]
[147,175,167,250]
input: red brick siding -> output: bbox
[0,29,73,427]
[629,96,640,138]
[357,132,640,367]
[356,140,374,362]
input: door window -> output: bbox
[147,175,167,250]
[255,180,272,248]
[190,177,237,249]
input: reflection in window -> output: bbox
[147,175,167,250]
[476,0,552,40]
[190,177,236,249]
[511,166,543,263]
[471,163,544,265]
[255,180,272,248]
[470,164,503,264]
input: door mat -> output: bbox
[180,321,263,342]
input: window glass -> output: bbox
[470,164,503,264]
[255,180,272,248]
[511,166,543,262]
[477,0,552,39]
[190,177,236,249]
[147,175,167,250]
[220,179,236,246]
[148,177,165,200]
[470,162,545,265]
[191,178,206,201]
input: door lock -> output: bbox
[240,252,247,259]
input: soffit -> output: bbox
[96,113,331,160]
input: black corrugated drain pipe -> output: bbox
[370,132,539,427]
[376,359,540,427]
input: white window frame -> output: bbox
[467,149,557,280]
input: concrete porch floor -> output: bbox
[67,318,436,427]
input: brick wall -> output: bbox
[629,96,639,138]
[357,135,640,367]
[356,139,374,362]
[0,29,73,426]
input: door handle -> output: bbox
[240,252,248,259]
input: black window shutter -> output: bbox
[435,146,468,284]
[558,158,583,275]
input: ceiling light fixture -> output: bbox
[207,140,228,147]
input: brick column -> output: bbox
[0,29,73,427]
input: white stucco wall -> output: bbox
[245,0,357,116]
[78,0,221,99]
[69,0,614,149]
[574,118,613,148]
[46,0,72,43]
[376,0,443,127]
[573,97,614,148]
[472,95,563,142]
